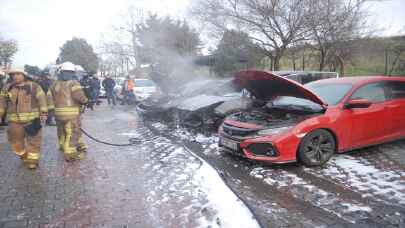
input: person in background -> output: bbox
[36,70,56,126]
[0,70,7,126]
[0,69,48,169]
[79,73,93,110]
[90,74,101,106]
[121,76,135,105]
[102,75,116,106]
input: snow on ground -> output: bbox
[151,122,169,131]
[306,155,405,205]
[250,167,373,223]
[172,128,220,152]
[194,155,260,228]
[194,133,218,144]
[139,134,259,228]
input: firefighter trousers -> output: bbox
[56,117,86,160]
[7,122,41,165]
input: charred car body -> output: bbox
[137,79,240,129]
[219,70,405,166]
[138,70,338,130]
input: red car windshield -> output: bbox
[306,83,353,105]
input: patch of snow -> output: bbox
[194,158,260,228]
[151,122,168,130]
[341,203,372,213]
[194,134,216,144]
[250,167,373,223]
[307,155,405,204]
[118,132,141,137]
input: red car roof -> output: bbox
[313,76,405,87]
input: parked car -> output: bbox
[133,79,157,101]
[138,70,339,130]
[274,71,339,84]
[214,71,339,119]
[219,70,405,166]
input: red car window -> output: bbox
[386,81,405,100]
[350,82,388,103]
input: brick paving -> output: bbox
[0,106,155,228]
[2,103,405,228]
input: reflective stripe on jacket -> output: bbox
[8,111,40,122]
[0,81,47,123]
[50,80,88,121]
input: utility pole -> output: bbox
[384,48,389,76]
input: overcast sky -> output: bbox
[0,0,404,68]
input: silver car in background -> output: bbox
[133,79,157,101]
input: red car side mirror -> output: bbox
[345,99,372,109]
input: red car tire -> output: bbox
[298,129,336,166]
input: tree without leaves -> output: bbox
[306,0,368,75]
[59,37,99,73]
[384,36,405,76]
[191,0,312,70]
[111,6,145,69]
[0,36,18,69]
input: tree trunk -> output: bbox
[319,50,326,71]
[273,48,285,71]
[131,31,140,70]
[337,56,345,77]
[273,55,281,71]
[292,53,296,71]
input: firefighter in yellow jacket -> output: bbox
[0,69,48,169]
[50,62,88,161]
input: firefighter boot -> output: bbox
[24,152,39,169]
[7,122,27,159]
[62,121,81,162]
[76,135,87,160]
[24,129,42,169]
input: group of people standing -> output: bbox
[80,74,101,110]
[80,74,135,107]
[0,62,88,169]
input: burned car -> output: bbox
[137,78,243,129]
[219,70,405,166]
[138,70,339,130]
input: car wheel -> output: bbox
[298,129,336,166]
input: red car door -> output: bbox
[346,82,390,148]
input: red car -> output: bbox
[219,70,405,166]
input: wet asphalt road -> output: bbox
[147,120,405,228]
[1,103,405,228]
[0,104,258,228]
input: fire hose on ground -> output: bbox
[80,127,142,147]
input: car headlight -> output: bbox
[257,126,293,136]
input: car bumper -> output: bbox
[218,131,299,164]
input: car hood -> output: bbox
[177,94,237,112]
[233,70,327,107]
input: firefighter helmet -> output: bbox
[7,69,28,76]
[60,62,76,72]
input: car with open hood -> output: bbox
[219,70,405,166]
[138,71,338,130]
